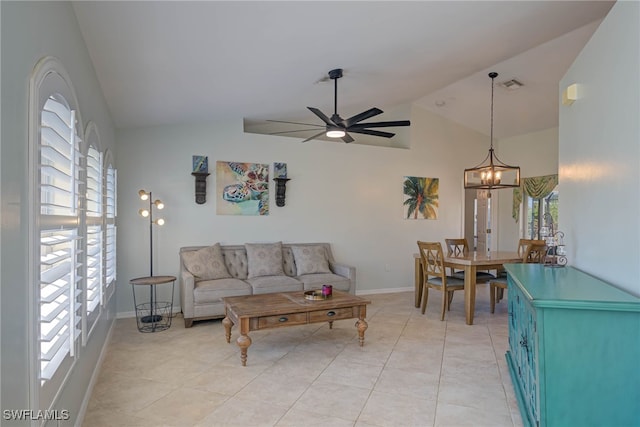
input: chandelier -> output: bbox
[464,72,520,190]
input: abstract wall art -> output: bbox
[216,161,269,215]
[403,176,439,219]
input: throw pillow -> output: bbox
[182,243,231,280]
[245,242,285,278]
[292,245,331,275]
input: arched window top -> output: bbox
[84,121,101,153]
[30,56,84,144]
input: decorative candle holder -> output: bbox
[273,177,290,207]
[540,213,567,267]
[191,172,210,204]
[191,155,210,204]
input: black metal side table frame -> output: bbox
[130,275,176,332]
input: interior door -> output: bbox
[476,190,490,253]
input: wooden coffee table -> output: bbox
[222,290,371,366]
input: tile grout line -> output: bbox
[352,306,413,427]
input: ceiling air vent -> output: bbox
[499,79,524,90]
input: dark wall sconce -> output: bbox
[273,177,290,207]
[191,172,210,204]
[191,155,209,204]
[273,162,289,207]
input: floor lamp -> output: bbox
[137,190,165,324]
[138,189,165,276]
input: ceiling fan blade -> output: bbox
[267,119,323,128]
[344,108,383,127]
[269,128,323,135]
[348,128,396,138]
[307,107,336,126]
[349,120,411,129]
[302,130,327,143]
[342,133,355,143]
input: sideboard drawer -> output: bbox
[309,307,355,322]
[258,312,307,328]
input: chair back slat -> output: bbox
[417,241,446,278]
[444,238,469,256]
[524,242,547,264]
[517,239,546,257]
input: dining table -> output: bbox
[414,251,522,325]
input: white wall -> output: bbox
[559,0,640,295]
[495,127,559,250]
[1,1,117,422]
[115,105,490,313]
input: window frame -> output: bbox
[103,150,117,306]
[83,122,104,343]
[30,57,118,414]
[29,56,83,411]
[522,187,559,240]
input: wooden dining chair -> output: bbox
[517,239,546,257]
[444,238,496,283]
[490,242,547,313]
[495,237,547,284]
[417,241,465,320]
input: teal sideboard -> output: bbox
[504,264,640,427]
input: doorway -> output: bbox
[466,190,491,253]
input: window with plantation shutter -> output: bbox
[31,56,118,411]
[84,144,102,337]
[38,94,82,382]
[104,163,117,303]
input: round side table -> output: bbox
[130,275,176,332]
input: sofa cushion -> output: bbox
[193,278,252,304]
[246,275,303,294]
[245,242,285,278]
[291,245,331,275]
[281,246,297,277]
[182,243,231,280]
[297,273,351,292]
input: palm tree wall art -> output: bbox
[403,176,439,220]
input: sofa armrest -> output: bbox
[329,261,357,294]
[180,269,196,324]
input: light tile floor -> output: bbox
[83,286,524,427]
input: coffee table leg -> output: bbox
[329,321,334,329]
[355,319,368,347]
[237,334,252,366]
[222,317,232,343]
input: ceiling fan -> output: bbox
[270,68,411,143]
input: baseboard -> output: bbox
[75,318,116,427]
[356,286,413,295]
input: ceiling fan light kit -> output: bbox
[464,72,520,191]
[326,129,346,138]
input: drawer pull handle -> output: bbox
[327,311,336,317]
[279,317,288,322]
[519,336,528,350]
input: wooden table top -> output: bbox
[129,275,177,286]
[222,290,371,318]
[443,251,521,266]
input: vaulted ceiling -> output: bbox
[72,1,614,145]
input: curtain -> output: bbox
[513,174,558,221]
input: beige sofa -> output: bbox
[179,242,356,327]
